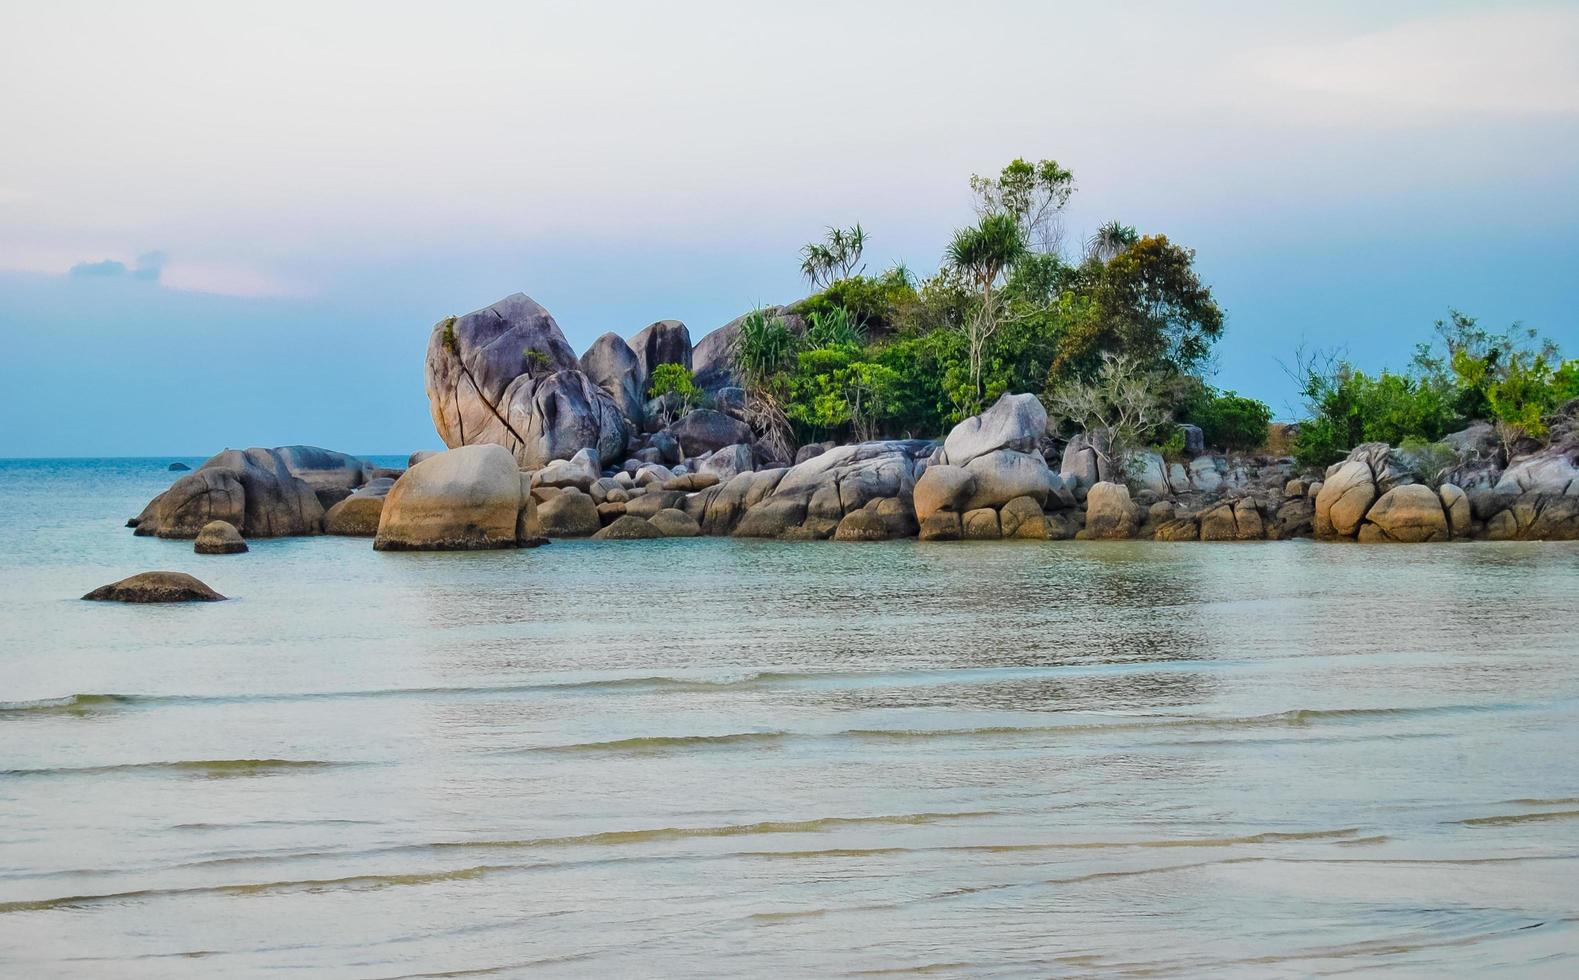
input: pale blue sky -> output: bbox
[2,0,1576,456]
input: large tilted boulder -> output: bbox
[1494,439,1579,497]
[272,446,373,504]
[134,447,326,539]
[940,392,1046,467]
[373,445,541,550]
[1358,484,1450,543]
[579,332,646,425]
[1060,433,1106,491]
[83,571,225,603]
[629,319,692,381]
[665,409,753,457]
[699,443,754,482]
[424,293,626,467]
[324,477,395,536]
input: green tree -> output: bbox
[730,308,799,461]
[647,363,700,424]
[799,225,868,289]
[1185,389,1272,452]
[785,344,902,442]
[1051,235,1224,380]
[969,158,1074,252]
[946,212,1028,411]
[1084,220,1138,263]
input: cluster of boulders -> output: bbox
[122,292,1579,555]
[423,292,795,476]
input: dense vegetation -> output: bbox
[1289,312,1579,468]
[722,159,1251,460]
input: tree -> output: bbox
[785,344,901,442]
[970,158,1074,252]
[1051,234,1224,380]
[945,212,1027,411]
[799,225,868,289]
[1084,220,1138,263]
[1043,352,1169,477]
[647,363,700,424]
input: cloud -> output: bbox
[68,250,165,282]
[1247,5,1579,115]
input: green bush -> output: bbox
[647,363,701,422]
[793,268,917,332]
[1189,390,1272,452]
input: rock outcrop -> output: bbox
[134,447,327,539]
[324,478,395,536]
[373,445,542,550]
[665,409,753,457]
[579,332,646,425]
[629,319,692,381]
[1081,482,1138,539]
[940,393,1046,467]
[83,571,226,603]
[424,293,627,467]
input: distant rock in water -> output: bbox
[194,520,248,554]
[83,571,226,603]
[167,462,191,471]
[133,447,326,539]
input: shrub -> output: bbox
[1044,352,1170,477]
[794,268,917,332]
[647,363,701,423]
[1397,437,1459,489]
[1190,390,1271,452]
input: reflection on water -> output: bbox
[2,460,1579,976]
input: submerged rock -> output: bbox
[193,520,247,555]
[83,571,226,603]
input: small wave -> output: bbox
[2,759,349,779]
[0,865,499,915]
[1456,809,1579,827]
[432,811,994,851]
[0,693,142,716]
[523,732,790,755]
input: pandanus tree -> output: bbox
[800,224,868,289]
[946,212,1027,410]
[1085,220,1139,263]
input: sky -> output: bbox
[2,0,1576,456]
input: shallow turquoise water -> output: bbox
[2,458,1579,977]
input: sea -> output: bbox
[2,457,1578,977]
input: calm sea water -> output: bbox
[2,458,1579,977]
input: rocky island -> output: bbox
[124,289,1579,554]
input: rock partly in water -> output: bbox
[135,447,326,539]
[1081,482,1137,539]
[83,571,226,603]
[1359,484,1450,542]
[649,508,701,537]
[373,445,537,551]
[193,520,247,555]
[323,478,394,536]
[167,462,191,471]
[592,515,664,540]
[536,488,602,537]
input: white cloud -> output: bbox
[1247,5,1579,115]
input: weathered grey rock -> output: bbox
[625,490,686,519]
[629,319,692,382]
[537,488,601,537]
[1081,482,1137,539]
[579,332,646,425]
[1059,433,1104,490]
[593,515,663,540]
[700,443,754,482]
[1485,495,1579,541]
[913,464,974,520]
[168,461,190,471]
[324,477,395,536]
[589,476,621,504]
[1189,456,1224,493]
[1178,424,1205,457]
[83,571,226,603]
[499,370,629,469]
[795,441,834,465]
[136,447,325,539]
[424,293,580,452]
[733,441,932,539]
[274,446,371,496]
[635,463,676,488]
[596,501,626,524]
[1315,461,1378,539]
[961,450,1057,511]
[1273,498,1315,539]
[534,448,601,492]
[1198,503,1238,542]
[374,445,539,550]
[1360,484,1449,542]
[649,508,701,537]
[691,306,801,392]
[194,520,247,554]
[651,431,683,465]
[942,393,1047,467]
[686,467,788,536]
[1126,450,1173,497]
[1495,440,1579,497]
[714,386,747,416]
[833,507,889,542]
[665,409,753,457]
